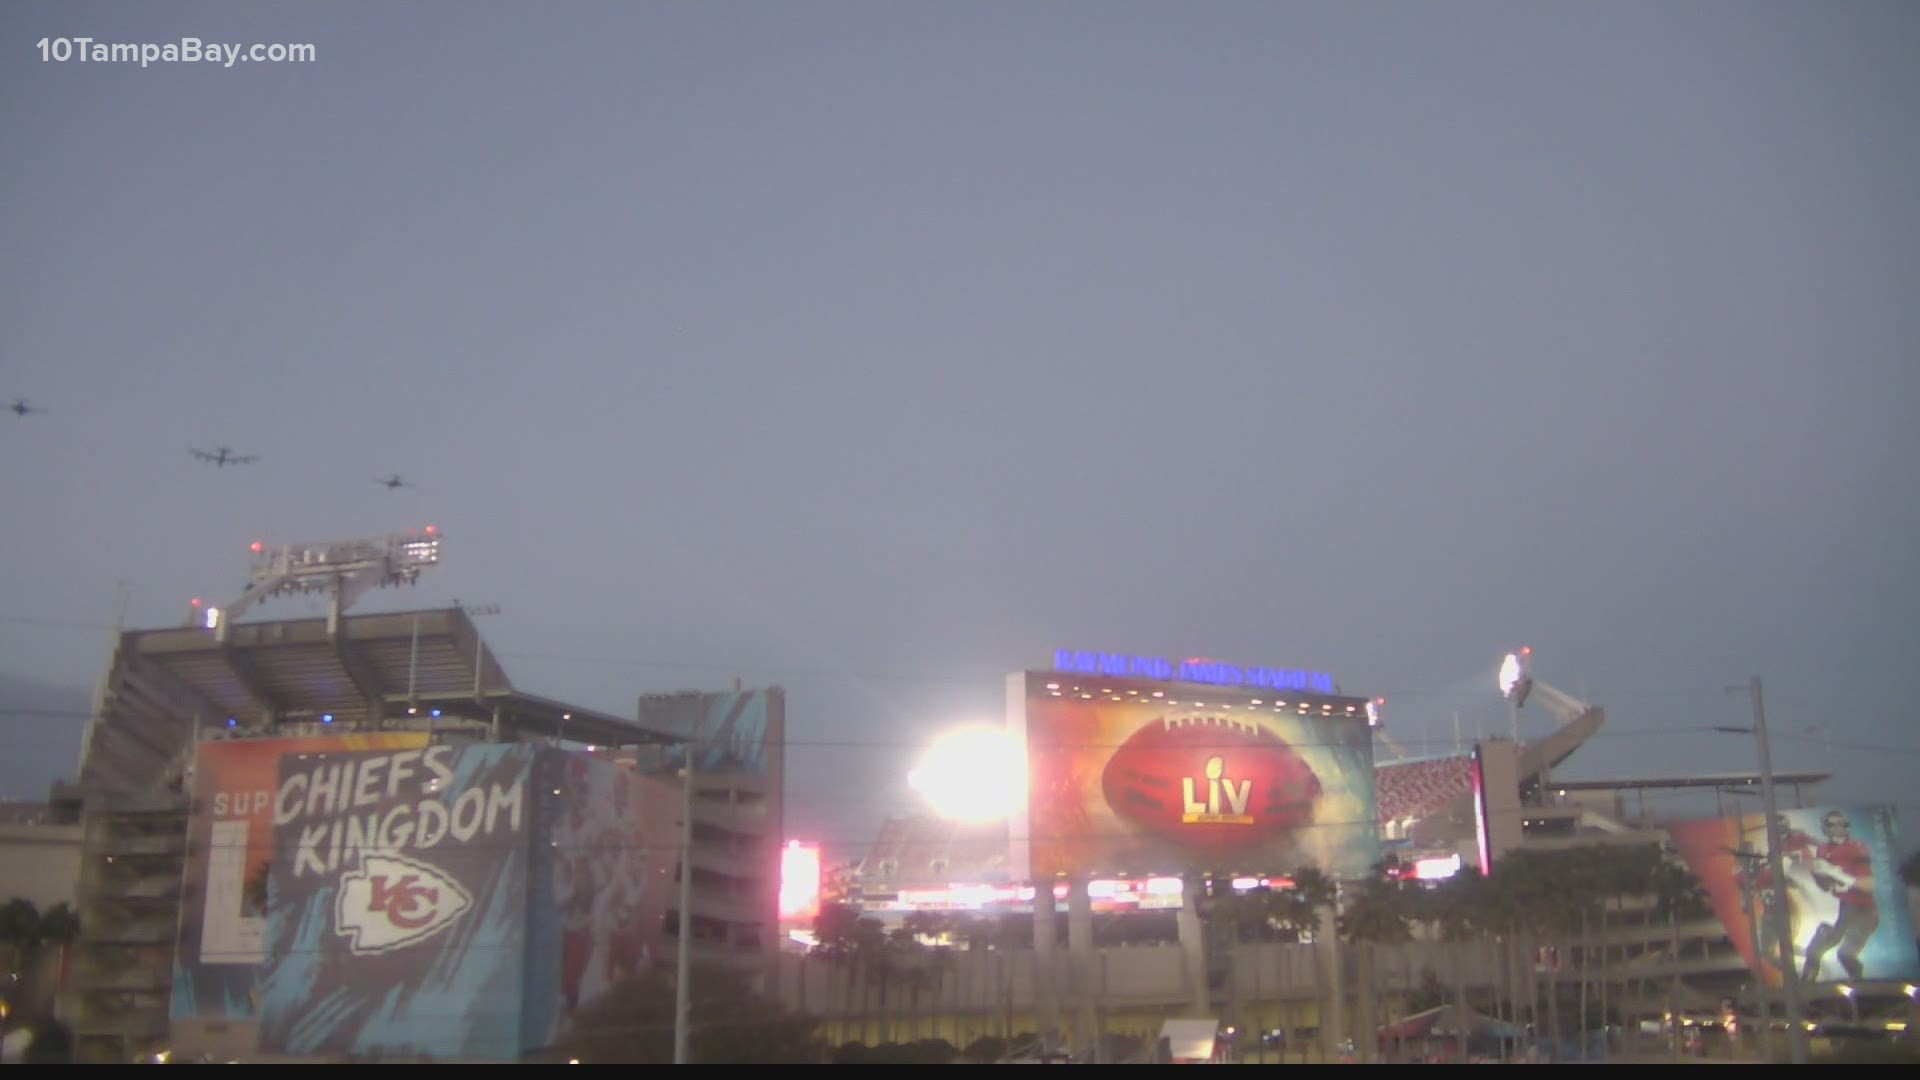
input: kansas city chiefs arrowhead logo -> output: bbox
[335,852,473,956]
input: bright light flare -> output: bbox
[908,726,1025,822]
[1498,652,1524,697]
[779,840,822,921]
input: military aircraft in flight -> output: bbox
[190,446,258,467]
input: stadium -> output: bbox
[13,531,1916,1064]
[773,649,1918,1063]
[49,530,786,1064]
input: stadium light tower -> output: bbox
[204,527,443,640]
[1498,646,1594,737]
[908,726,1025,823]
[1498,647,1531,739]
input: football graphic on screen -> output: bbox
[1101,714,1322,851]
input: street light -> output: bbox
[1714,675,1808,1065]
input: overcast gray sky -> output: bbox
[4,1,1916,860]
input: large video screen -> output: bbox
[1009,672,1380,881]
[1668,803,1920,986]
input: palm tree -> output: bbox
[1412,873,1483,1060]
[849,914,894,1043]
[947,912,988,1044]
[0,897,41,972]
[811,900,882,1045]
[1195,881,1248,1038]
[990,912,1031,1039]
[1280,866,1342,1056]
[892,912,946,1041]
[1339,865,1414,1062]
[37,902,79,951]
[1197,878,1295,1050]
[549,963,825,1063]
[1475,843,1695,1060]
[1588,842,1672,1058]
[1458,859,1526,1054]
[1495,846,1644,1059]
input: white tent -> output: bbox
[1157,1018,1221,1064]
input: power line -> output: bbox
[162,812,1396,858]
[1772,732,1920,757]
[0,611,1839,705]
[0,614,118,630]
[0,706,1758,750]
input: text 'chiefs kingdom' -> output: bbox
[274,747,524,879]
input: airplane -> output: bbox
[190,446,258,467]
[9,398,39,417]
[374,473,415,490]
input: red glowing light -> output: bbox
[249,541,264,553]
[190,597,203,606]
[1520,646,1532,656]
[425,525,438,535]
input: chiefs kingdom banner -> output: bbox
[255,744,678,1060]
[171,733,430,1034]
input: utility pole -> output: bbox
[1746,676,1808,1064]
[673,744,697,1065]
[1730,847,1773,1060]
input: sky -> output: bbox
[3,1,1917,864]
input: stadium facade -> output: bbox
[777,659,1917,1061]
[58,606,782,1064]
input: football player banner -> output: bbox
[1008,672,1380,881]
[1667,804,1920,987]
[526,752,680,1036]
[257,743,537,1060]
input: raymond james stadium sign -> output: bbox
[1053,650,1336,694]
